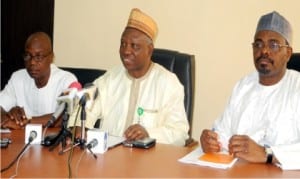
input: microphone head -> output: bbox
[77,84,98,108]
[69,81,82,90]
[56,81,82,114]
[83,83,98,100]
[29,131,37,143]
[87,138,98,149]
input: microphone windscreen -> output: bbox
[69,81,82,90]
[29,131,37,142]
[87,138,98,149]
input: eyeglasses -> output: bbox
[23,52,52,62]
[252,41,289,53]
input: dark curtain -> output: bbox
[1,0,55,89]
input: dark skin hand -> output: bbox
[1,107,60,129]
[1,107,29,129]
[1,118,24,129]
[200,129,222,153]
[70,124,149,145]
[228,135,267,163]
[200,130,279,163]
[124,124,149,141]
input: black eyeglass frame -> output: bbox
[23,51,53,62]
[252,41,289,53]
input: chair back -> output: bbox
[287,53,300,72]
[60,67,106,86]
[151,48,195,137]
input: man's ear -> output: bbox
[286,47,293,63]
[148,43,154,57]
[50,53,55,63]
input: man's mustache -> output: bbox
[255,55,274,64]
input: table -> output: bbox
[1,129,300,178]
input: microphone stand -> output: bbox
[78,94,87,149]
[58,94,88,154]
[47,105,72,153]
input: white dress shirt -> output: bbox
[68,63,189,146]
[213,69,300,169]
[0,64,77,117]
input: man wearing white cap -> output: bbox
[68,8,189,146]
[200,11,300,169]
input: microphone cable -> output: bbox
[74,148,87,178]
[67,105,81,178]
[42,125,49,143]
[74,139,98,178]
[0,132,36,173]
[9,145,31,178]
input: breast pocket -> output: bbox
[139,108,159,128]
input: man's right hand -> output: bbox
[6,106,28,126]
[1,106,28,129]
[200,129,221,153]
[1,115,23,129]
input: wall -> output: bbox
[54,0,300,140]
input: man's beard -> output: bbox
[255,55,273,75]
[258,64,271,75]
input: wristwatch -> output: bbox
[264,146,273,164]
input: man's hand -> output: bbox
[1,107,30,129]
[229,135,266,163]
[1,116,23,129]
[200,129,221,153]
[124,124,149,141]
[6,106,29,127]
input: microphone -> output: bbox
[44,103,65,128]
[45,81,83,128]
[44,82,97,130]
[76,83,99,110]
[68,81,82,90]
[28,131,37,143]
[86,138,98,159]
[86,138,98,149]
[76,83,99,145]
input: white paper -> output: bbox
[271,144,300,170]
[178,147,238,169]
[108,135,125,148]
[0,128,11,133]
[273,150,300,170]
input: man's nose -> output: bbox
[26,57,39,65]
[261,44,271,54]
[123,46,133,55]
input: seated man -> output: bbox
[68,8,189,146]
[0,32,77,129]
[200,11,300,168]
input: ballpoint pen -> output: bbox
[137,107,144,124]
[212,127,229,152]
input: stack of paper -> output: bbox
[108,135,126,148]
[274,151,300,170]
[178,147,238,169]
[0,129,11,133]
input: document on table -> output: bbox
[275,152,300,170]
[0,128,11,133]
[108,135,125,149]
[273,146,300,170]
[178,147,238,169]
